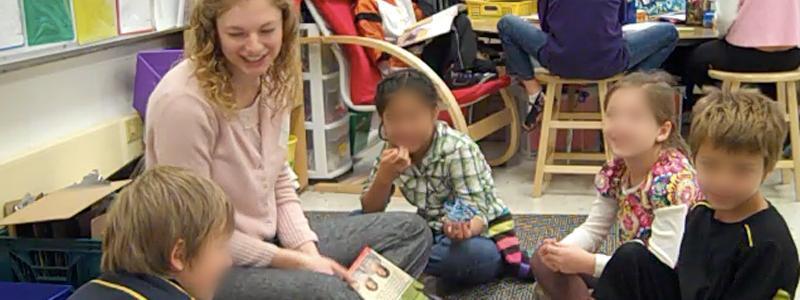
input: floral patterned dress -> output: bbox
[595,148,704,245]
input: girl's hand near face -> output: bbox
[376,147,412,181]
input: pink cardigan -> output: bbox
[721,0,800,48]
[144,60,318,267]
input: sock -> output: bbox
[488,213,536,281]
[528,90,542,105]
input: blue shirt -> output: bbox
[538,0,630,79]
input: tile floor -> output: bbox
[299,144,800,298]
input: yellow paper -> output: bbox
[73,0,118,45]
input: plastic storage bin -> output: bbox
[306,117,352,178]
[0,237,101,288]
[300,25,339,74]
[304,73,347,124]
[0,282,73,300]
[350,111,372,156]
[466,0,536,20]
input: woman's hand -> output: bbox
[443,217,484,241]
[299,254,355,284]
[273,249,354,284]
[539,242,596,275]
[376,147,411,181]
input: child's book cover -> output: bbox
[349,247,428,300]
[396,4,462,48]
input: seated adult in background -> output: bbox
[145,0,432,299]
[685,0,800,108]
[497,0,678,130]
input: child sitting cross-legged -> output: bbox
[360,69,535,291]
[531,71,703,300]
[593,89,800,300]
[70,166,235,300]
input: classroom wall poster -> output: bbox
[0,0,25,51]
[117,0,155,34]
[22,0,75,46]
[73,0,119,45]
[154,0,181,31]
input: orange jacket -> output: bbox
[354,0,425,71]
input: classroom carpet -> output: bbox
[304,212,620,300]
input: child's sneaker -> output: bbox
[446,70,496,88]
[524,91,544,131]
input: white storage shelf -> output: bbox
[300,23,352,179]
[303,72,347,124]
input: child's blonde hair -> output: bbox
[101,166,235,275]
[689,89,788,172]
[186,0,299,116]
[605,71,690,155]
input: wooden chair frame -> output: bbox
[300,35,520,194]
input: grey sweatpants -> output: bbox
[215,212,433,300]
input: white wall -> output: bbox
[0,34,182,163]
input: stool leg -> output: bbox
[786,81,800,200]
[546,84,562,185]
[721,81,732,91]
[598,81,612,162]
[549,83,563,164]
[534,82,558,197]
[777,82,791,185]
[730,81,742,91]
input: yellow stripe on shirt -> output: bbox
[91,279,148,300]
[744,224,754,247]
[772,289,791,300]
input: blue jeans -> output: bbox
[424,234,505,285]
[498,16,679,79]
[624,23,679,70]
[498,15,548,80]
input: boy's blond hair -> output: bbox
[101,166,235,274]
[689,89,788,172]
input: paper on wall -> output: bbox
[154,0,180,30]
[73,0,118,45]
[117,0,154,34]
[0,0,25,51]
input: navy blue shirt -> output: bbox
[69,272,192,300]
[537,0,629,79]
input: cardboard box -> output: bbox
[90,214,108,240]
[0,181,130,239]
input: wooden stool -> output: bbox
[709,69,800,199]
[532,69,624,197]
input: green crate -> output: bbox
[350,111,372,155]
[0,237,101,287]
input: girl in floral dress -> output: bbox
[530,72,704,300]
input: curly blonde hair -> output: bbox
[186,0,299,116]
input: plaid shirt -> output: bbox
[362,122,508,236]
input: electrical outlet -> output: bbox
[125,117,144,143]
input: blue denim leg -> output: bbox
[498,15,548,80]
[424,235,505,286]
[624,23,679,70]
